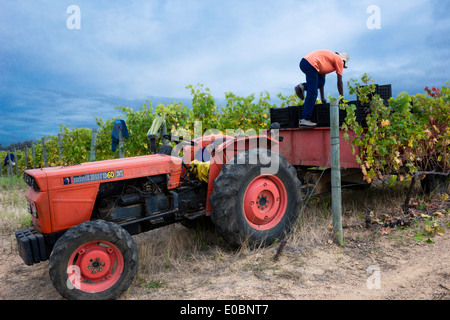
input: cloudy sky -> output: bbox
[1,0,449,146]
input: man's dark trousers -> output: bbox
[299,58,326,120]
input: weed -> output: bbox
[412,217,446,244]
[165,249,172,270]
[146,280,167,290]
[0,176,27,190]
[417,203,427,210]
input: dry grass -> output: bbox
[130,179,450,296]
[131,182,414,288]
[0,178,30,231]
[0,177,31,254]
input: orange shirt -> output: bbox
[304,50,344,76]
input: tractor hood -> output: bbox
[24,154,183,192]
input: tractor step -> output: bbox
[184,210,206,220]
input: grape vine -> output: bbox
[341,74,450,183]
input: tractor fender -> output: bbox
[205,134,281,215]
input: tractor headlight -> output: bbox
[27,200,38,218]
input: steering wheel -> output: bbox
[162,134,198,146]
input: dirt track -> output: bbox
[1,221,449,301]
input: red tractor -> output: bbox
[15,123,304,300]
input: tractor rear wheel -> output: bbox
[49,220,138,300]
[210,149,302,247]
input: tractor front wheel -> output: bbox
[49,220,138,300]
[210,149,302,247]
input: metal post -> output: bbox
[58,133,65,165]
[90,129,98,162]
[31,142,36,169]
[118,127,124,158]
[24,146,29,169]
[330,100,344,245]
[14,148,19,175]
[42,137,48,167]
[7,150,13,179]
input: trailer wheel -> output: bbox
[210,149,302,247]
[49,220,138,300]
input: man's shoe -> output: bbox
[295,84,305,100]
[299,119,317,128]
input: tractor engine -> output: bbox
[92,174,207,234]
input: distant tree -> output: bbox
[0,140,34,151]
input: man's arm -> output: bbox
[319,86,326,103]
[337,74,344,97]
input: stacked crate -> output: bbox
[314,103,348,127]
[269,106,301,128]
[269,84,392,128]
[355,84,392,127]
[270,103,346,128]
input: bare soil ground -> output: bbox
[0,185,449,301]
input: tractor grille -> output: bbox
[23,173,40,192]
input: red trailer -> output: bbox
[277,127,365,195]
[279,127,360,169]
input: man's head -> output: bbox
[337,52,350,68]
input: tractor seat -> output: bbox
[157,145,173,155]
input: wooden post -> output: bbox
[330,100,344,246]
[42,137,48,167]
[31,142,36,169]
[90,129,98,162]
[58,133,65,165]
